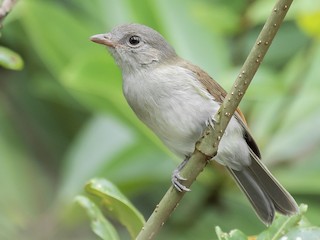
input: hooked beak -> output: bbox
[90,33,115,47]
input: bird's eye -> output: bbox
[128,35,141,46]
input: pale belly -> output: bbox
[123,67,250,169]
[142,92,218,158]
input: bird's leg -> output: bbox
[171,156,191,192]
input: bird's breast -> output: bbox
[122,66,218,157]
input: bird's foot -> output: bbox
[171,157,191,192]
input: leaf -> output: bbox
[75,195,120,240]
[0,46,24,70]
[85,178,145,239]
[257,204,308,240]
[215,205,312,240]
[215,226,247,240]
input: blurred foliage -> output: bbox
[216,205,320,240]
[0,46,23,70]
[81,178,145,239]
[75,195,121,240]
[0,0,319,239]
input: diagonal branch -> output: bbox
[136,0,293,239]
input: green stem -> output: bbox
[136,0,293,239]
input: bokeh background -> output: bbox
[0,0,319,239]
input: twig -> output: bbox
[0,0,17,28]
[136,0,293,239]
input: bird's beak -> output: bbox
[90,33,115,47]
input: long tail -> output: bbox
[227,150,298,225]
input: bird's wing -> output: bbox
[178,60,261,158]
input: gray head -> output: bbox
[90,23,177,73]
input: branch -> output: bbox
[136,0,293,239]
[0,0,17,28]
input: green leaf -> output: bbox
[0,46,24,70]
[215,205,313,240]
[215,226,247,240]
[85,178,145,239]
[75,195,120,240]
[257,204,308,240]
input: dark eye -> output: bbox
[128,35,141,46]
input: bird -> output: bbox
[90,23,298,225]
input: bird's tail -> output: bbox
[227,150,298,225]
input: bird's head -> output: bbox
[90,23,177,74]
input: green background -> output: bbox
[0,0,319,239]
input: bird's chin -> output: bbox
[106,49,123,68]
[107,47,116,56]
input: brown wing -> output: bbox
[178,60,261,158]
[178,61,226,101]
